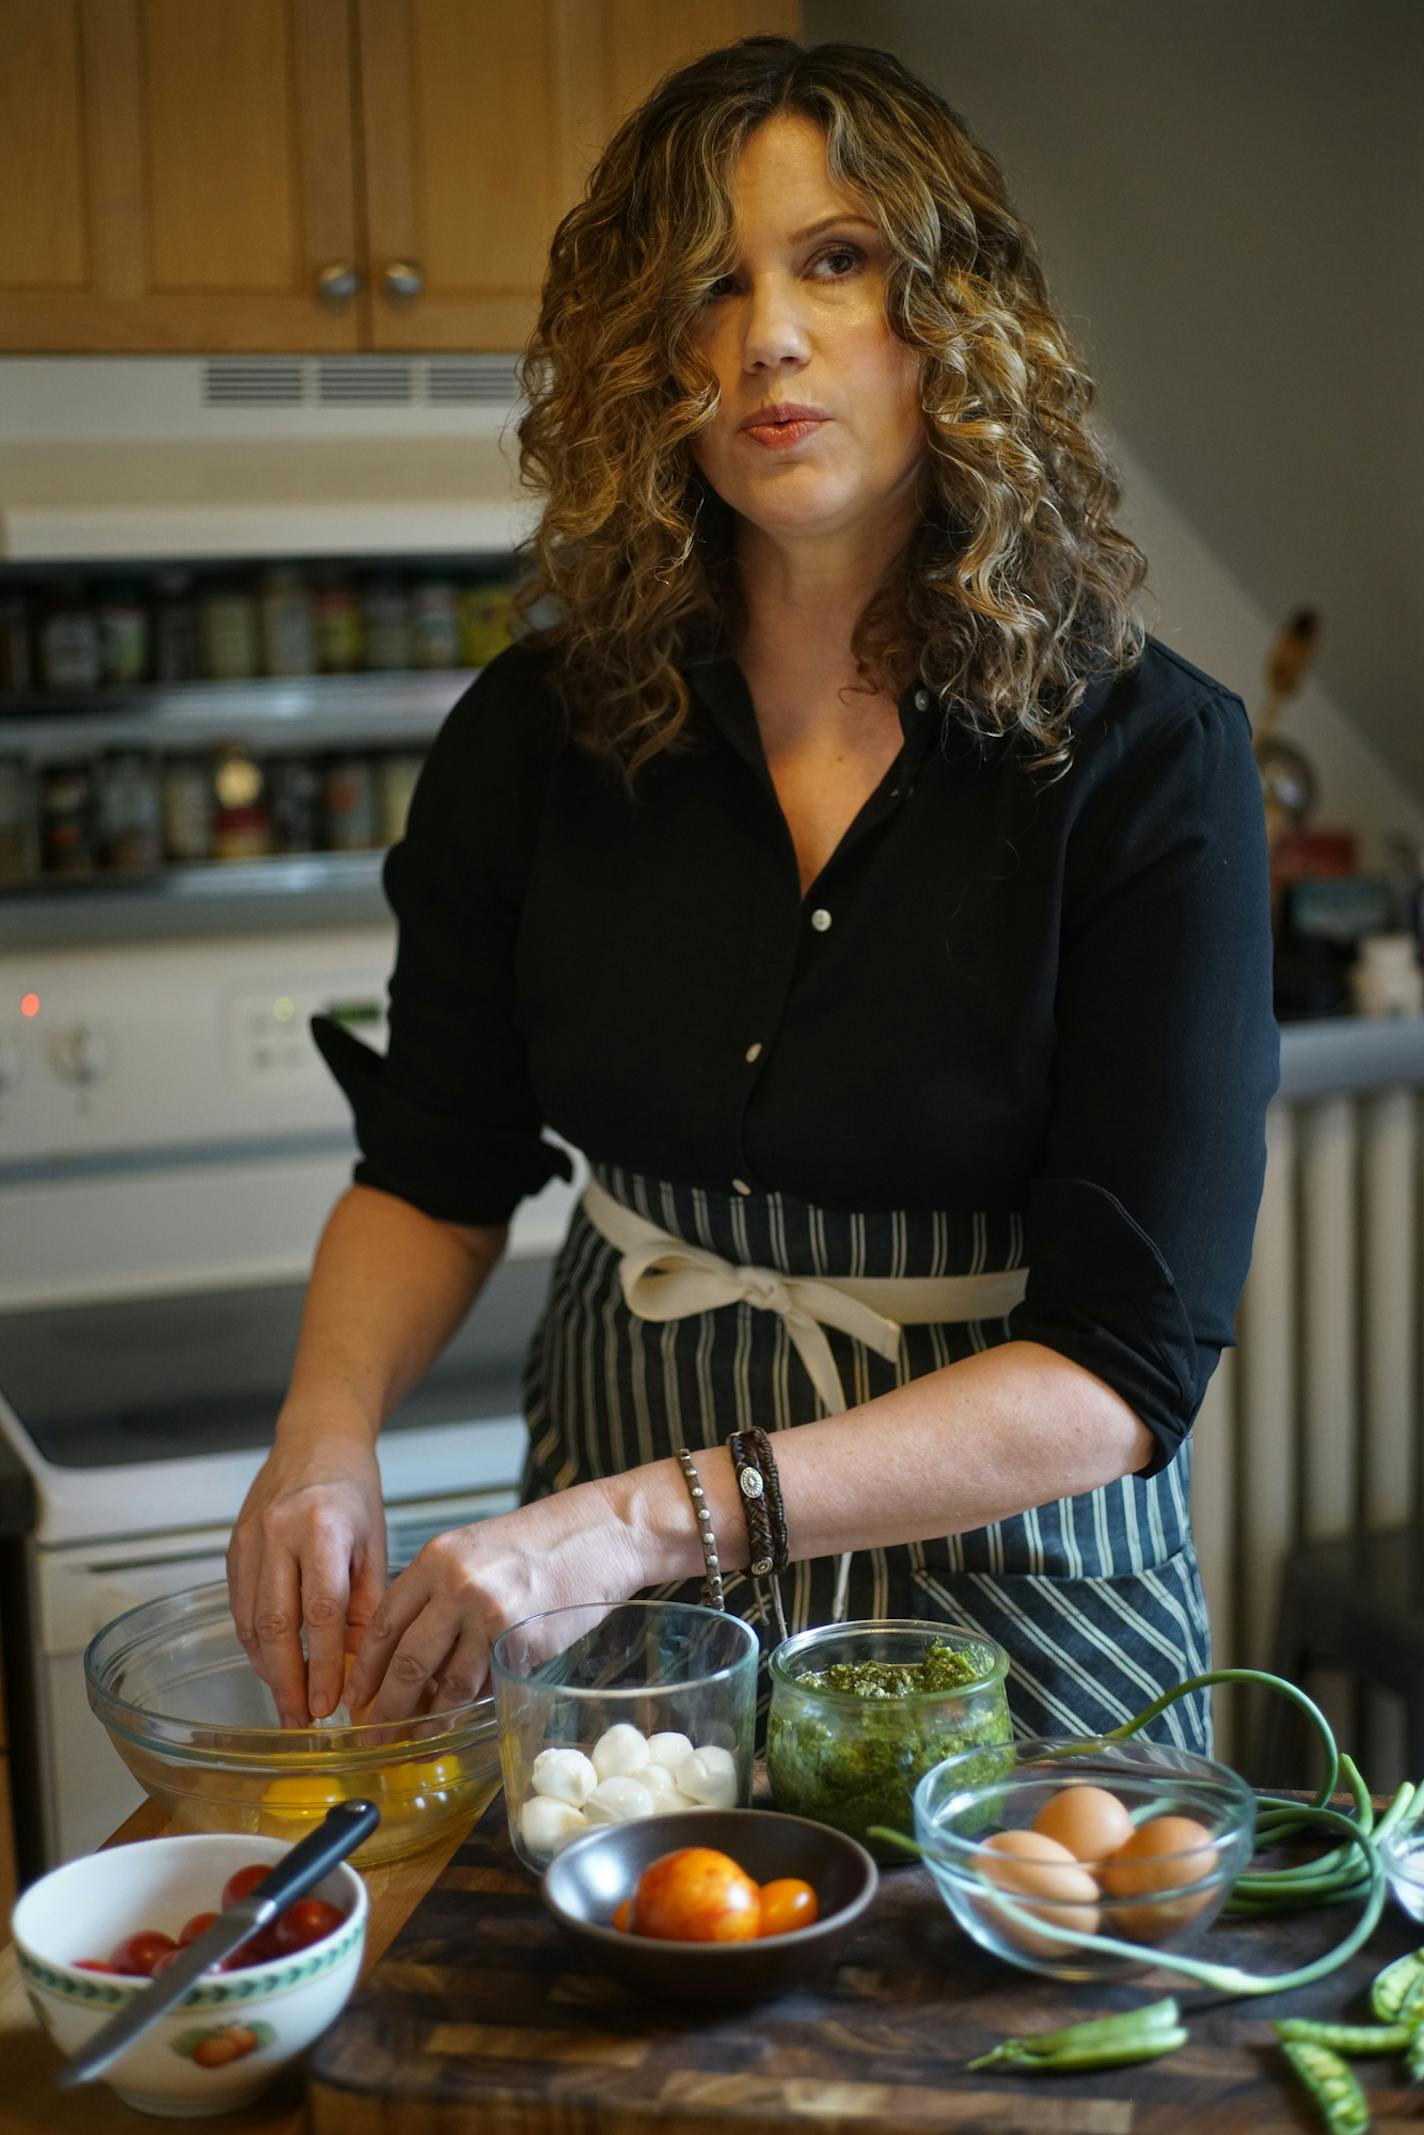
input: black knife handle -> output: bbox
[250,1798,380,1918]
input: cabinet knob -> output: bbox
[383,259,424,301]
[315,259,362,305]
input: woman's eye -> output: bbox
[814,245,864,278]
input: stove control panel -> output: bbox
[0,928,396,1161]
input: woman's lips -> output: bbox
[741,417,827,450]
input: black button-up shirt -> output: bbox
[315,631,1279,1476]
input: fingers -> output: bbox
[428,1627,491,1711]
[344,1563,430,1719]
[302,1526,353,1723]
[250,1551,310,1729]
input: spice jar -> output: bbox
[40,762,97,874]
[361,575,411,671]
[323,755,377,849]
[38,581,103,694]
[211,745,273,860]
[268,756,323,853]
[376,753,424,846]
[199,581,260,681]
[0,757,39,882]
[458,583,516,668]
[153,571,201,683]
[411,579,461,669]
[1350,934,1424,1018]
[259,568,316,678]
[161,756,214,863]
[97,584,151,686]
[97,751,162,871]
[312,573,363,674]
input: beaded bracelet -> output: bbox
[674,1447,725,1611]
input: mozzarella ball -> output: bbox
[677,1744,739,1808]
[592,1723,650,1780]
[520,1795,587,1859]
[639,1763,692,1812]
[645,1731,694,1773]
[584,1776,655,1825]
[530,1746,597,1808]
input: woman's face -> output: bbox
[689,113,924,551]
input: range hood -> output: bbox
[0,356,537,562]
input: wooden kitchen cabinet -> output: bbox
[0,0,364,352]
[357,0,801,351]
[0,0,799,356]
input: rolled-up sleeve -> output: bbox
[313,652,573,1226]
[1007,690,1280,1474]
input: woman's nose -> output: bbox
[740,273,811,371]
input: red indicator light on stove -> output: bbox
[20,992,39,1018]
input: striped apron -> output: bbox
[520,1163,1213,1753]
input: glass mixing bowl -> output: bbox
[84,1580,501,1865]
[913,1734,1257,1981]
[766,1619,1012,1860]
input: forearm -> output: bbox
[278,1182,508,1445]
[605,1341,1157,1585]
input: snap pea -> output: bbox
[1273,2019,1412,2055]
[966,1997,1187,2073]
[1405,2024,1424,2086]
[1369,1947,1424,2024]
[1279,2041,1371,2133]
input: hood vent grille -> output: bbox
[202,355,521,409]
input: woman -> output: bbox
[227,37,1278,1750]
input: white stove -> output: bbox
[0,924,580,1863]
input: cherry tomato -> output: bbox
[222,1928,280,1971]
[756,1877,819,1938]
[220,1862,276,1911]
[108,1930,179,1978]
[632,1847,761,1943]
[178,1911,218,1947]
[74,1959,115,1973]
[612,1898,634,1934]
[150,1948,186,1975]
[271,1898,345,1953]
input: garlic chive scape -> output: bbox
[879,1667,1414,2001]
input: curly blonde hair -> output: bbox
[514,35,1148,778]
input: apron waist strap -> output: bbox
[583,1177,1029,1420]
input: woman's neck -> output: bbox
[731,501,916,681]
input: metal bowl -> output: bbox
[542,1808,878,2005]
[84,1579,501,1865]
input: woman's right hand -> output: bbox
[226,1414,388,1729]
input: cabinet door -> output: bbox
[0,0,362,353]
[358,0,799,353]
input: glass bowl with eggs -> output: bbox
[490,1600,760,1872]
[84,1580,502,1866]
[912,1734,1257,1981]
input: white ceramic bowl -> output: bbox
[12,1832,366,2118]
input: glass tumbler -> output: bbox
[491,1600,759,1872]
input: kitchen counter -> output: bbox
[0,1797,474,2135]
[8,1785,1424,2133]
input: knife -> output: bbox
[57,1796,380,2089]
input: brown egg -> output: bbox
[1101,1814,1219,1942]
[976,1828,1101,1957]
[1030,1785,1135,1868]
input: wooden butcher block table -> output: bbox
[306,1786,1424,2135]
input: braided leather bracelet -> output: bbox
[727,1431,776,1576]
[744,1425,789,1571]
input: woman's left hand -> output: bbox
[343,1478,645,1722]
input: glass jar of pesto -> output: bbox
[767,1620,1013,1861]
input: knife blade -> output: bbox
[57,1795,380,2089]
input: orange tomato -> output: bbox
[756,1878,819,1938]
[632,1847,761,1943]
[612,1898,634,1933]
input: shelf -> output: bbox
[0,850,391,950]
[0,667,477,757]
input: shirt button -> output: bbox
[732,1178,752,1196]
[744,1042,763,1063]
[914,687,931,711]
[810,907,832,932]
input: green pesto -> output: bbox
[767,1640,1013,1858]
